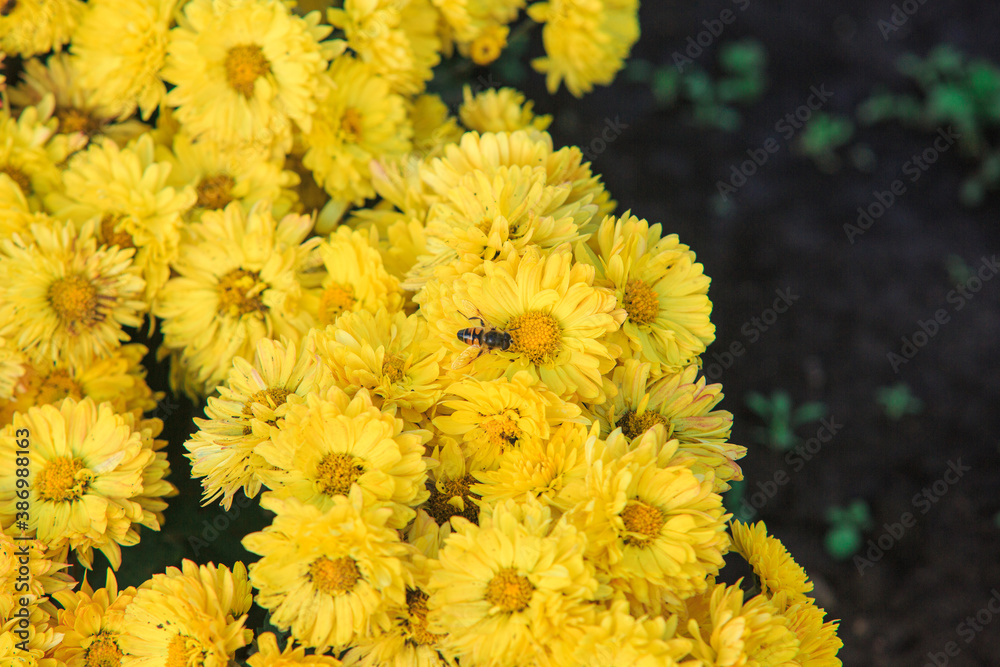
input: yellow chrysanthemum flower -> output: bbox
[409,163,595,287]
[778,592,843,667]
[562,428,730,611]
[159,132,300,221]
[409,94,464,160]
[593,360,745,492]
[471,421,594,509]
[243,492,415,651]
[421,246,625,404]
[51,569,135,667]
[154,202,320,397]
[185,337,319,510]
[302,56,413,204]
[579,212,716,371]
[71,0,174,121]
[680,581,801,667]
[8,54,149,147]
[248,632,344,667]
[350,218,428,296]
[728,524,843,663]
[256,386,430,528]
[459,86,552,134]
[0,602,62,667]
[0,96,83,213]
[0,219,147,372]
[420,437,480,528]
[432,0,523,65]
[120,560,253,667]
[45,134,197,302]
[0,175,40,240]
[163,0,337,154]
[0,0,82,57]
[309,309,444,426]
[301,226,404,327]
[405,129,613,289]
[572,598,694,667]
[340,588,453,667]
[328,0,442,95]
[433,371,585,470]
[731,520,814,604]
[427,498,607,667]
[0,338,26,403]
[0,398,177,569]
[0,529,73,617]
[0,343,161,428]
[527,0,639,97]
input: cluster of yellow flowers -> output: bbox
[0,0,843,664]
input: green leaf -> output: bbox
[825,525,862,560]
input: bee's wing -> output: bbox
[459,299,491,326]
[450,344,484,370]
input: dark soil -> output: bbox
[532,2,1000,665]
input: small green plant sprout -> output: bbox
[875,383,924,420]
[626,39,767,132]
[944,253,975,287]
[856,44,1000,206]
[824,500,873,560]
[745,390,827,452]
[794,112,855,172]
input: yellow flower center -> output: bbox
[403,589,442,646]
[318,282,356,326]
[100,213,135,249]
[217,268,268,318]
[56,107,101,136]
[309,555,361,595]
[485,568,533,612]
[36,369,82,405]
[49,274,99,331]
[84,631,123,667]
[0,165,30,195]
[165,634,205,667]
[508,311,560,365]
[225,44,270,98]
[195,174,236,210]
[36,457,92,502]
[481,415,520,452]
[315,452,365,497]
[381,354,406,384]
[617,409,670,440]
[426,474,479,525]
[341,107,363,141]
[241,387,291,423]
[470,29,505,66]
[621,500,666,546]
[622,279,660,326]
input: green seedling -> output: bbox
[795,112,855,172]
[745,390,826,452]
[825,500,873,560]
[628,39,767,131]
[857,44,1000,206]
[875,383,924,420]
[745,390,826,451]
